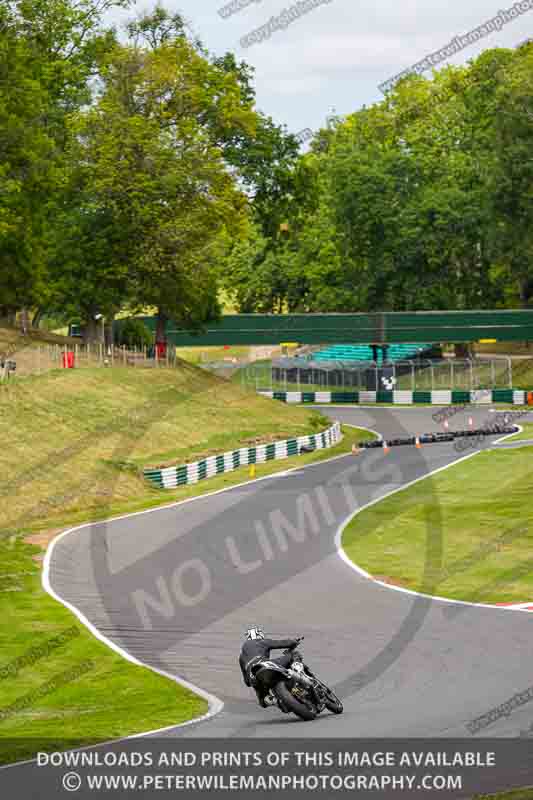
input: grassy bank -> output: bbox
[342,446,533,604]
[0,322,77,353]
[0,364,325,536]
[0,363,375,763]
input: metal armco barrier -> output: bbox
[259,389,533,405]
[144,421,342,489]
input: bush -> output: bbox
[116,318,153,349]
[309,411,331,432]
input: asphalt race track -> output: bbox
[38,405,533,744]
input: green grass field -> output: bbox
[475,342,533,356]
[342,446,533,604]
[475,789,533,800]
[507,423,533,442]
[0,540,207,764]
[174,345,251,365]
[0,363,375,763]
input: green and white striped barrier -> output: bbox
[259,389,533,406]
[144,421,342,489]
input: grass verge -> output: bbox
[475,789,533,799]
[507,423,533,442]
[342,446,533,604]
[0,363,375,764]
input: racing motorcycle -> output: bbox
[252,640,343,721]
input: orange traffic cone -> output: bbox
[383,440,390,454]
[415,436,422,449]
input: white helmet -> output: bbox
[245,626,265,640]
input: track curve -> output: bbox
[46,406,533,740]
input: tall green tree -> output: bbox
[0,0,131,323]
[59,25,253,341]
[488,43,533,307]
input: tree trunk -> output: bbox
[454,343,472,359]
[155,308,168,344]
[519,277,533,308]
[32,309,44,328]
[104,314,115,349]
[20,308,29,335]
[83,316,104,345]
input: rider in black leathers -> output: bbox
[239,627,301,707]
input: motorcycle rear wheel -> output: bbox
[275,682,317,721]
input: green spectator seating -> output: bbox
[313,343,432,363]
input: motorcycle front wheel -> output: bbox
[274,682,317,721]
[323,688,343,714]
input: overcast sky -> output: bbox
[107,0,533,137]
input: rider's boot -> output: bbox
[256,688,274,708]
